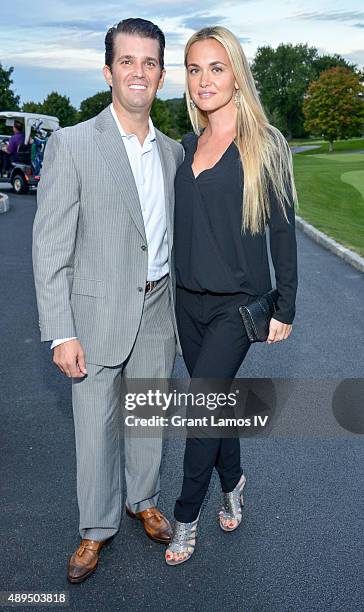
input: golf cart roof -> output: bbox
[0,111,60,144]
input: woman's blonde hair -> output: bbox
[184,26,298,235]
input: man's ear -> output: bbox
[158,68,166,90]
[103,65,113,88]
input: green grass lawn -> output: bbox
[293,152,364,257]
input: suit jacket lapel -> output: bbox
[155,130,175,256]
[94,107,146,241]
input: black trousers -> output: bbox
[174,286,253,522]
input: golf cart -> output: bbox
[0,111,59,194]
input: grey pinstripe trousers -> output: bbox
[71,275,175,540]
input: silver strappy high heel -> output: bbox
[218,473,246,532]
[165,513,200,566]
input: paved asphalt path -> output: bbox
[0,188,363,612]
[290,146,321,154]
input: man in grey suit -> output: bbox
[32,18,183,583]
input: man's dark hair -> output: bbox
[105,18,165,70]
[13,120,24,132]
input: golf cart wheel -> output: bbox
[12,173,29,194]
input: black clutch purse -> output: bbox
[238,289,279,343]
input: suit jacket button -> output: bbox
[138,286,143,292]
[141,245,147,251]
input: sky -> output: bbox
[1,0,364,108]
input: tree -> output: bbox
[251,44,357,139]
[176,94,192,138]
[312,54,356,79]
[252,44,317,138]
[22,101,43,113]
[0,63,20,111]
[150,97,172,136]
[303,67,364,151]
[79,91,111,122]
[163,96,191,140]
[41,91,78,127]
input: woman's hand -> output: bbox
[266,318,292,344]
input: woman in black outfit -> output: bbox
[165,26,298,565]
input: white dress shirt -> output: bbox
[51,104,168,350]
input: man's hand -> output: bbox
[266,318,292,344]
[53,339,87,378]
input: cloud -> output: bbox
[7,47,104,71]
[159,64,185,98]
[11,65,107,106]
[51,0,236,20]
[182,13,227,30]
[342,49,364,65]
[39,20,110,32]
[164,31,187,47]
[292,10,364,23]
[4,0,362,109]
[50,30,105,51]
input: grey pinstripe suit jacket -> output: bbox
[32,106,184,366]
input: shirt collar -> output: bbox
[110,103,156,143]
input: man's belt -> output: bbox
[145,274,168,294]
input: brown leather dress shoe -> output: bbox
[67,539,111,583]
[126,506,173,544]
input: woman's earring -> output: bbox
[189,99,196,110]
[234,90,241,108]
